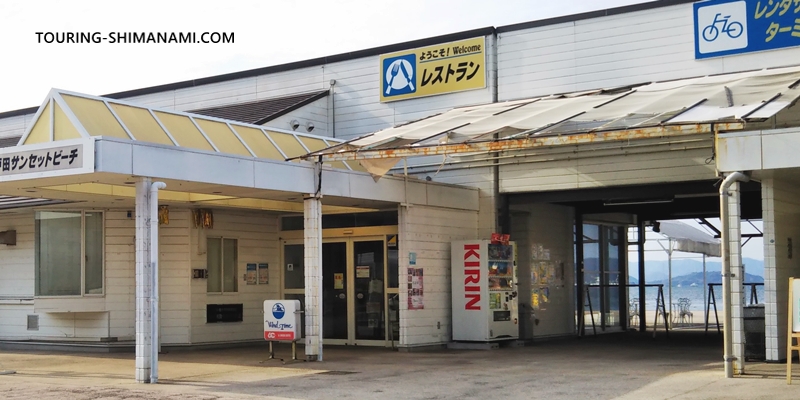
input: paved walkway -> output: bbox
[0,332,797,399]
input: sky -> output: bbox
[0,0,767,262]
[0,0,652,113]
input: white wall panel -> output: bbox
[158,209,192,344]
[172,78,258,111]
[430,166,496,238]
[0,210,133,341]
[190,209,280,344]
[500,140,717,193]
[0,212,34,297]
[105,210,135,340]
[256,66,325,98]
[0,114,34,140]
[498,3,800,101]
[120,91,176,109]
[398,205,477,347]
[762,177,800,361]
[510,203,575,339]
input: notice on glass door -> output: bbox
[408,267,424,310]
[334,273,344,290]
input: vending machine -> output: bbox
[451,240,518,342]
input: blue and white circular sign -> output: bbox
[272,303,285,319]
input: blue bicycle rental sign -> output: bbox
[694,0,800,59]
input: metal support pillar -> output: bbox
[575,212,585,337]
[720,172,749,377]
[638,220,646,332]
[304,160,323,361]
[135,178,152,383]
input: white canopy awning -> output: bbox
[305,65,800,178]
[657,220,721,257]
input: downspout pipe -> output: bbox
[150,181,166,384]
[719,171,748,378]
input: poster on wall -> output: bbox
[408,267,424,310]
[245,263,257,285]
[555,261,565,284]
[258,263,269,285]
[334,273,344,290]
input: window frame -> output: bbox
[34,209,105,298]
[206,236,239,294]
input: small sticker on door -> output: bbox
[334,273,344,289]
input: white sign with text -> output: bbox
[264,299,301,341]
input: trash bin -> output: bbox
[743,305,765,360]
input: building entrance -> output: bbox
[281,222,399,346]
[582,224,625,331]
[321,238,386,344]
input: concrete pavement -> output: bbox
[0,331,797,399]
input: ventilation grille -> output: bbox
[27,314,39,331]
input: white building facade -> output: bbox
[0,0,798,378]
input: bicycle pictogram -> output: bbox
[702,13,744,42]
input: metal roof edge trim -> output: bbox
[309,122,744,161]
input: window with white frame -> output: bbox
[207,237,238,293]
[35,211,104,296]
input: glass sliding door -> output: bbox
[282,235,392,346]
[322,242,348,340]
[353,240,385,342]
[579,223,626,332]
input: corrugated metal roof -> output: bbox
[0,136,21,148]
[306,65,800,167]
[188,90,329,125]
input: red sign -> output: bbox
[490,233,510,245]
[464,244,481,310]
[265,331,295,341]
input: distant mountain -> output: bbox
[649,271,764,286]
[627,258,764,282]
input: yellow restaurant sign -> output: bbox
[379,37,486,102]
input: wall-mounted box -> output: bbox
[0,230,16,246]
[192,269,208,279]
